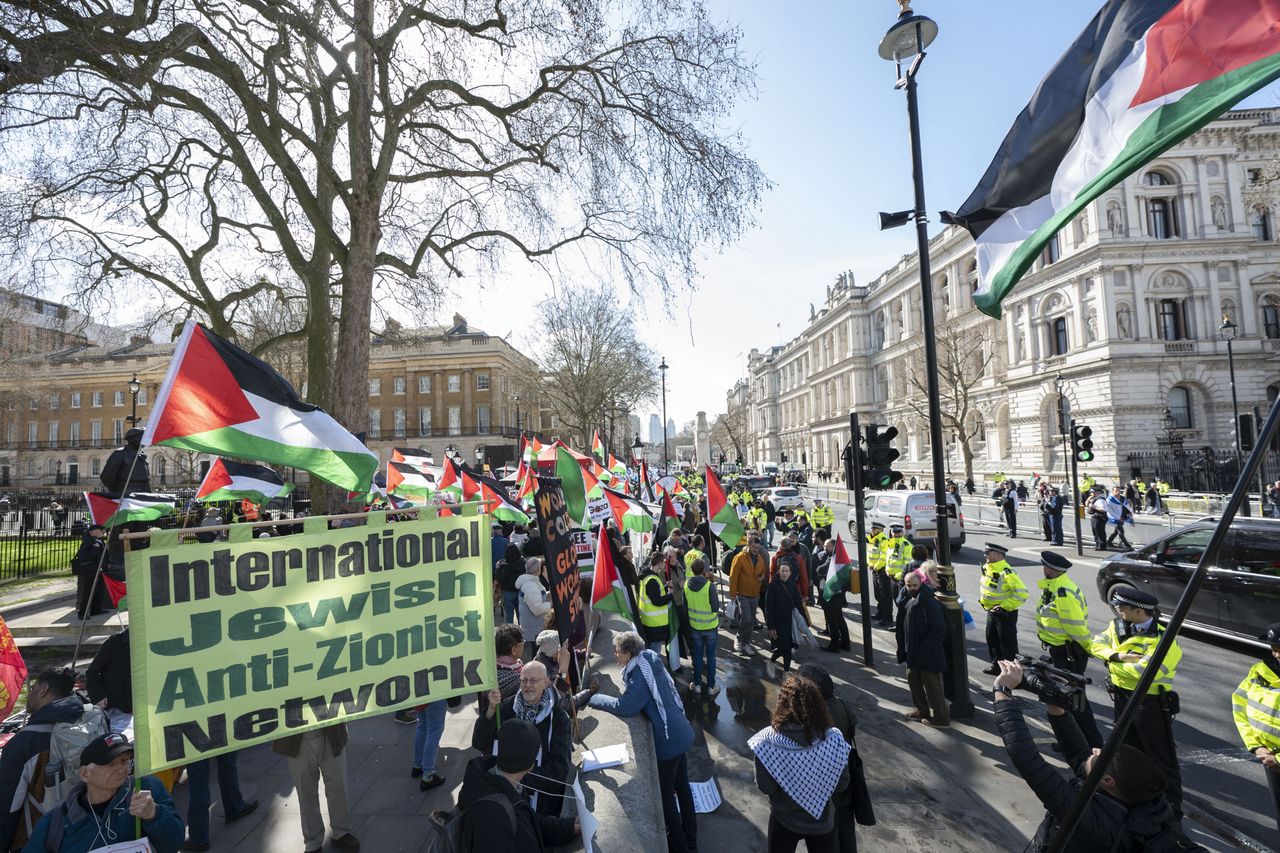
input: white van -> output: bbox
[849,490,966,553]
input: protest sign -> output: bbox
[534,477,580,643]
[126,508,494,773]
[572,528,594,570]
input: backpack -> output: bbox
[425,793,516,853]
[24,704,110,816]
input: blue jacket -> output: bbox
[22,775,184,853]
[589,649,694,761]
[0,696,90,850]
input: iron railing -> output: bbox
[1124,447,1280,494]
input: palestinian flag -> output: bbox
[142,321,377,491]
[386,460,436,497]
[591,429,606,464]
[660,493,681,536]
[196,458,292,505]
[603,486,656,534]
[609,454,626,478]
[654,475,688,501]
[637,460,656,502]
[0,615,26,721]
[391,447,434,469]
[513,459,536,507]
[822,535,858,600]
[591,525,635,621]
[948,0,1280,317]
[437,458,480,501]
[102,575,128,608]
[85,492,176,527]
[704,465,745,549]
[556,446,590,528]
[477,478,531,525]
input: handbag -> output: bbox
[723,597,739,622]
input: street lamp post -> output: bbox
[878,2,972,717]
[659,359,670,472]
[1219,314,1249,515]
[127,373,141,427]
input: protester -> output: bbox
[182,750,258,851]
[898,573,950,728]
[21,733,185,853]
[85,628,133,737]
[589,631,696,852]
[685,557,721,695]
[638,553,675,656]
[796,666,873,853]
[533,630,564,686]
[516,557,552,661]
[749,675,850,853]
[480,623,526,718]
[271,723,359,853]
[766,562,803,672]
[730,536,768,655]
[496,543,526,625]
[457,720,580,852]
[818,540,851,654]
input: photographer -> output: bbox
[992,661,1189,851]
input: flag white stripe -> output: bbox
[228,391,374,458]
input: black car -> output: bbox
[1095,517,1280,647]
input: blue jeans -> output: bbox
[691,629,718,689]
[1049,514,1063,545]
[413,701,448,775]
[765,522,775,547]
[186,752,250,844]
[502,590,520,624]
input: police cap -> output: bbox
[983,542,1009,555]
[870,521,885,530]
[889,523,904,532]
[1259,622,1280,644]
[1040,551,1071,572]
[1109,586,1158,610]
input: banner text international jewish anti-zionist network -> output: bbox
[126,511,494,772]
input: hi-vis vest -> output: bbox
[685,582,717,631]
[979,560,1028,611]
[884,537,910,580]
[1035,575,1090,647]
[1233,661,1280,752]
[638,575,669,628]
[867,532,886,571]
[1090,619,1180,694]
[811,505,835,527]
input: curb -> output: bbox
[1,587,76,620]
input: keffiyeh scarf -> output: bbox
[513,686,556,724]
[748,726,850,820]
[626,649,684,739]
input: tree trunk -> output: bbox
[961,441,974,485]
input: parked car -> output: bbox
[852,490,965,553]
[764,486,805,511]
[744,474,776,491]
[1095,516,1280,648]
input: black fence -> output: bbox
[1124,448,1280,494]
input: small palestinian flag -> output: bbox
[822,535,858,600]
[591,524,635,621]
[437,458,480,501]
[102,575,128,608]
[0,615,27,720]
[85,492,176,527]
[477,478,531,524]
[949,0,1280,317]
[556,446,590,528]
[386,460,436,497]
[591,430,606,464]
[603,487,655,534]
[660,493,681,536]
[654,475,688,501]
[638,460,656,503]
[143,321,377,491]
[196,458,292,505]
[608,454,626,477]
[391,447,434,469]
[704,465,745,549]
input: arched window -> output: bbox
[90,457,101,477]
[1252,208,1273,242]
[1168,386,1192,429]
[156,456,167,485]
[1263,295,1280,339]
[1144,170,1173,186]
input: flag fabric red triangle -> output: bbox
[194,458,234,499]
[0,615,27,720]
[83,492,118,526]
[660,493,681,535]
[148,323,260,442]
[102,574,128,608]
[591,525,635,621]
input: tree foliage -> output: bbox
[710,405,747,463]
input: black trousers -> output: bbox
[1003,507,1017,537]
[1045,642,1103,749]
[822,599,850,649]
[75,571,106,619]
[1041,513,1053,541]
[985,608,1019,662]
[1090,516,1108,548]
[1106,524,1131,548]
[657,753,697,853]
[1113,689,1183,819]
[767,815,838,853]
[873,571,893,621]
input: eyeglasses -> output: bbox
[519,677,546,686]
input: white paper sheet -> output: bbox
[689,778,722,813]
[581,742,629,771]
[573,777,598,852]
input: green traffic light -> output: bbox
[1077,450,1094,462]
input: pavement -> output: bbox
[3,541,1268,852]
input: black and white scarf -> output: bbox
[513,686,555,725]
[748,726,850,820]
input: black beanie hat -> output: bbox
[497,720,540,773]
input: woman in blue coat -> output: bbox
[590,630,697,852]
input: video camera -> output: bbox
[1013,655,1091,714]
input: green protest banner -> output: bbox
[125,507,494,772]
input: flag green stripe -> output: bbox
[593,585,632,618]
[976,51,1280,318]
[158,426,376,492]
[108,504,172,527]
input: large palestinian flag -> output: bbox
[591,524,635,621]
[948,0,1280,317]
[704,465,745,549]
[143,321,378,491]
[196,458,293,505]
[603,486,655,534]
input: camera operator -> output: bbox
[992,660,1192,851]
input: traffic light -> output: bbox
[862,424,902,489]
[1071,423,1094,463]
[781,452,789,463]
[842,441,857,490]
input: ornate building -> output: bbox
[730,108,1280,488]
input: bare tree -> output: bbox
[904,317,997,484]
[710,405,748,463]
[524,285,657,449]
[0,0,765,505]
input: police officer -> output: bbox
[979,543,1028,675]
[867,522,892,625]
[1233,622,1280,833]
[1090,586,1184,820]
[1035,551,1102,748]
[745,500,768,536]
[877,524,909,629]
[810,499,834,537]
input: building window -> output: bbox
[28,422,37,448]
[91,420,102,446]
[1041,235,1060,266]
[418,375,431,394]
[29,398,36,411]
[476,405,490,433]
[476,374,490,391]
[448,406,461,436]
[1147,198,1177,239]
[1252,209,1273,242]
[113,419,124,443]
[137,388,147,406]
[1157,299,1189,341]
[447,375,461,393]
[368,408,381,437]
[393,377,406,395]
[49,394,58,410]
[156,457,167,484]
[1144,170,1173,186]
[1168,386,1192,429]
[114,391,125,407]
[369,378,381,396]
[1049,317,1069,355]
[70,392,80,409]
[418,407,432,437]
[393,408,406,438]
[91,457,101,476]
[91,392,102,408]
[1264,296,1280,339]
[69,422,80,444]
[48,421,58,444]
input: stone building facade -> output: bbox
[730,108,1280,488]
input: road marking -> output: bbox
[1180,746,1254,767]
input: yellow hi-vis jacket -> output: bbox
[1089,619,1180,694]
[884,536,911,580]
[810,505,835,528]
[1035,575,1090,647]
[638,574,670,629]
[1233,660,1280,753]
[979,559,1028,611]
[867,532,886,571]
